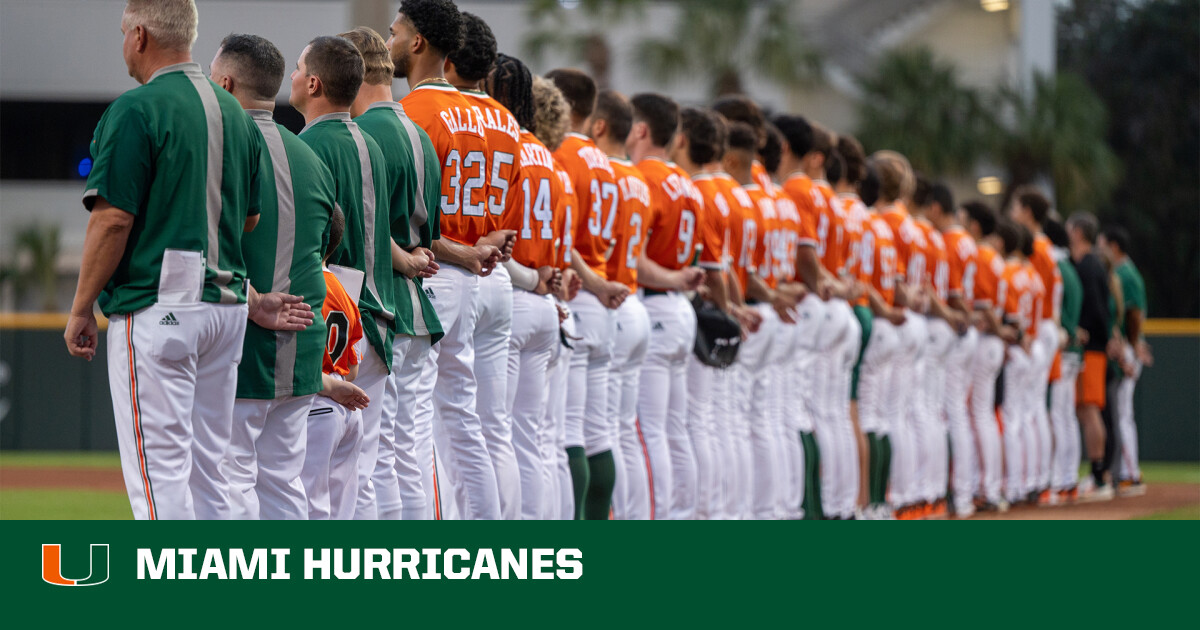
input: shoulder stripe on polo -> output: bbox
[186,72,238,304]
[255,118,299,393]
[346,121,390,321]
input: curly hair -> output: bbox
[489,53,534,131]
[399,0,463,57]
[532,75,570,152]
[447,12,496,82]
[678,107,721,166]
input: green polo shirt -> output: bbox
[1057,255,1083,354]
[299,112,397,370]
[1115,259,1146,339]
[354,101,443,344]
[236,110,335,399]
[82,62,260,315]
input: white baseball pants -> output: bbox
[889,311,926,507]
[1116,344,1143,482]
[922,317,955,504]
[506,290,559,520]
[418,262,501,520]
[377,334,431,520]
[228,394,314,519]
[638,291,698,519]
[302,392,362,519]
[1003,345,1032,502]
[544,305,575,520]
[1031,319,1059,491]
[107,301,248,520]
[352,329,391,520]
[945,327,979,514]
[610,296,651,520]
[738,303,778,520]
[474,266,520,519]
[971,334,1006,504]
[1051,351,1082,491]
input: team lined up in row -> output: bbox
[72,0,1147,520]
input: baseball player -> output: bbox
[445,13,523,519]
[342,26,443,521]
[488,55,568,520]
[853,161,906,519]
[66,0,314,520]
[294,36,401,520]
[302,211,371,519]
[927,183,982,517]
[674,107,738,520]
[546,68,630,519]
[1010,187,1063,504]
[961,201,1010,510]
[589,90,654,520]
[1045,218,1084,501]
[996,220,1038,504]
[1098,226,1149,494]
[629,93,708,519]
[213,34,334,520]
[389,0,507,520]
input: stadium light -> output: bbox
[981,0,1009,11]
[977,176,1004,196]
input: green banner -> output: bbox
[2,521,1196,625]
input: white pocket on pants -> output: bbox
[158,249,204,305]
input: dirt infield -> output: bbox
[0,466,126,492]
[972,483,1200,520]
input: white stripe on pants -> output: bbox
[228,394,315,519]
[107,301,248,520]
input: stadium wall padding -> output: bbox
[0,323,1197,461]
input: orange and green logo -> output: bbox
[42,544,109,586]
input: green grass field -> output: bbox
[1,452,1197,520]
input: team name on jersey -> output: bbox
[477,105,521,143]
[617,175,651,206]
[437,106,487,138]
[577,146,616,175]
[661,172,703,205]
[521,141,556,170]
[775,196,801,224]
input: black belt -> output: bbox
[643,289,669,297]
[745,298,761,305]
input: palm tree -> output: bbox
[522,0,648,87]
[994,72,1121,214]
[636,0,820,98]
[2,225,62,311]
[855,47,992,177]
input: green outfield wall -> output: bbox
[0,315,1196,460]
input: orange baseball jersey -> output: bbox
[838,193,871,306]
[752,161,774,195]
[816,190,847,275]
[743,183,776,287]
[608,157,652,291]
[860,216,900,306]
[882,203,927,289]
[637,157,706,274]
[715,175,757,294]
[553,133,616,277]
[1030,233,1063,321]
[1024,261,1046,338]
[917,219,950,302]
[322,270,364,377]
[510,130,562,269]
[690,173,731,271]
[772,187,802,282]
[553,158,578,270]
[941,226,979,305]
[997,260,1041,336]
[462,90,523,226]
[974,243,1005,312]
[779,173,822,252]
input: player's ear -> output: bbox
[411,31,426,55]
[590,118,606,140]
[307,75,322,99]
[134,24,149,53]
[218,74,234,94]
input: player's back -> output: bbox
[917,219,950,302]
[400,83,493,247]
[838,193,870,306]
[637,157,705,275]
[862,216,899,306]
[554,133,615,278]
[715,175,756,295]
[553,158,579,270]
[462,90,523,227]
[690,173,731,274]
[1030,234,1061,321]
[974,243,1004,313]
[780,173,823,253]
[941,226,978,306]
[512,130,563,270]
[742,183,776,287]
[609,158,652,291]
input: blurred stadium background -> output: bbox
[0,0,1196,517]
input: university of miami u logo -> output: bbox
[42,544,109,586]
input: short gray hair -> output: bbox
[1067,211,1100,244]
[124,0,198,52]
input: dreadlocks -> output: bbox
[488,53,535,131]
